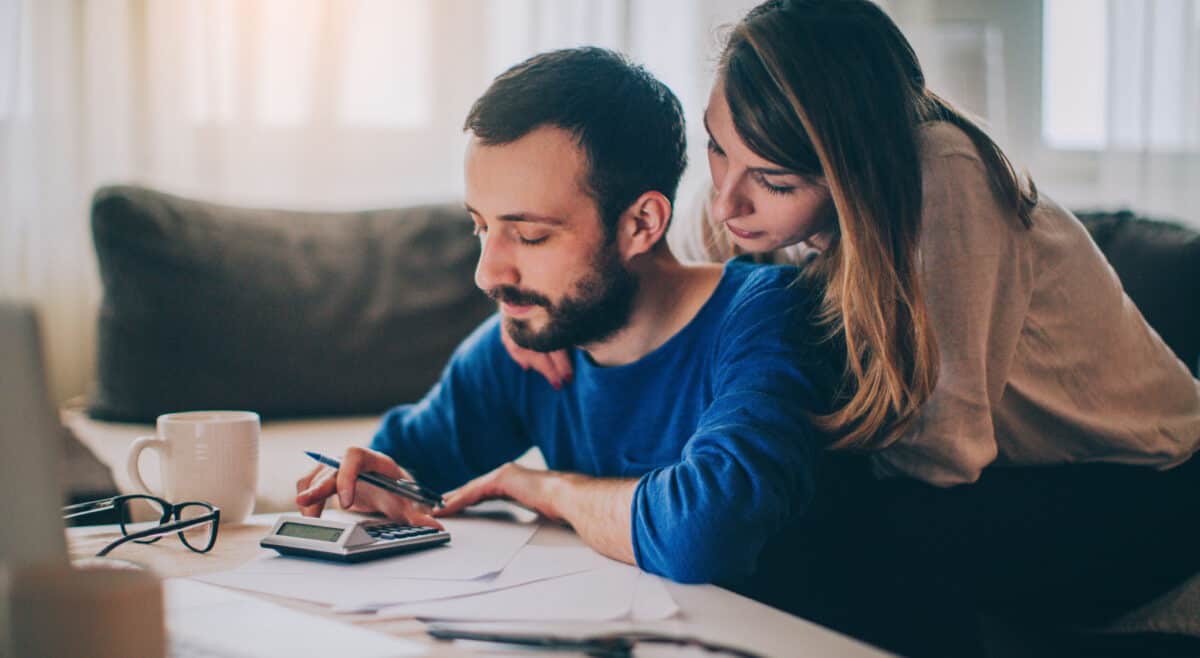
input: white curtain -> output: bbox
[1087,0,1200,220]
[0,0,754,403]
[1027,0,1200,222]
[892,0,1200,226]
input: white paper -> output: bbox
[630,571,680,621]
[374,564,643,622]
[195,534,606,611]
[165,579,425,657]
[332,545,613,612]
[228,516,538,581]
[197,545,606,610]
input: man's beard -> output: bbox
[487,246,638,353]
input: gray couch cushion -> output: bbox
[89,185,494,422]
[1076,210,1200,375]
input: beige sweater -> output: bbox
[671,121,1200,486]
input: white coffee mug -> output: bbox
[126,411,260,525]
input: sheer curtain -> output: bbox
[1089,0,1200,219]
[1039,0,1200,222]
[0,0,754,403]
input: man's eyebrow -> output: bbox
[703,110,802,179]
[463,204,564,226]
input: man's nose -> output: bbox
[474,234,519,293]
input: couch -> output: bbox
[65,184,499,513]
[64,186,1200,643]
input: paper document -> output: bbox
[630,571,680,621]
[165,579,425,657]
[196,545,607,610]
[375,563,654,622]
[332,545,613,612]
[190,510,678,625]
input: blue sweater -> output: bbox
[370,259,832,586]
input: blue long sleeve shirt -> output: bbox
[370,259,835,587]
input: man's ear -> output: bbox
[617,191,672,259]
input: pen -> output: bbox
[425,627,765,658]
[305,451,444,508]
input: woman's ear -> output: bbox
[617,191,672,259]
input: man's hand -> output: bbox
[500,322,574,390]
[294,446,444,530]
[435,462,562,521]
[436,462,638,565]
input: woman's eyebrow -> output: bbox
[749,165,799,177]
[702,112,719,148]
[703,111,800,178]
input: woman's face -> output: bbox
[704,83,836,253]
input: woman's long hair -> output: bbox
[722,0,1037,451]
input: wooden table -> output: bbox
[68,514,890,657]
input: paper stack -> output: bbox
[192,513,679,622]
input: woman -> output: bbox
[506,0,1200,654]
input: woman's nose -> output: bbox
[710,170,752,223]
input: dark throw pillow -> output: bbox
[1076,209,1200,375]
[89,185,496,422]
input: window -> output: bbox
[0,0,33,121]
[1043,0,1200,151]
[181,0,432,127]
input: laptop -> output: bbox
[0,301,425,658]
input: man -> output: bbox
[295,47,837,589]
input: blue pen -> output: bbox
[305,451,444,508]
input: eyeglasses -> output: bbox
[63,494,221,557]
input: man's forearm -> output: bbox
[547,473,638,565]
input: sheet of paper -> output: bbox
[194,544,606,611]
[374,564,642,622]
[229,516,538,581]
[630,571,680,621]
[331,545,612,612]
[165,579,426,657]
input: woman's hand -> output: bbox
[500,321,573,390]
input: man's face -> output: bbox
[465,126,638,352]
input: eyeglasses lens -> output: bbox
[117,495,170,544]
[176,502,218,552]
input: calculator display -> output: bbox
[276,522,344,542]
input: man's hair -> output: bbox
[464,47,687,238]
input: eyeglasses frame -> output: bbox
[62,493,221,557]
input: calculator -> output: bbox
[260,515,450,563]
